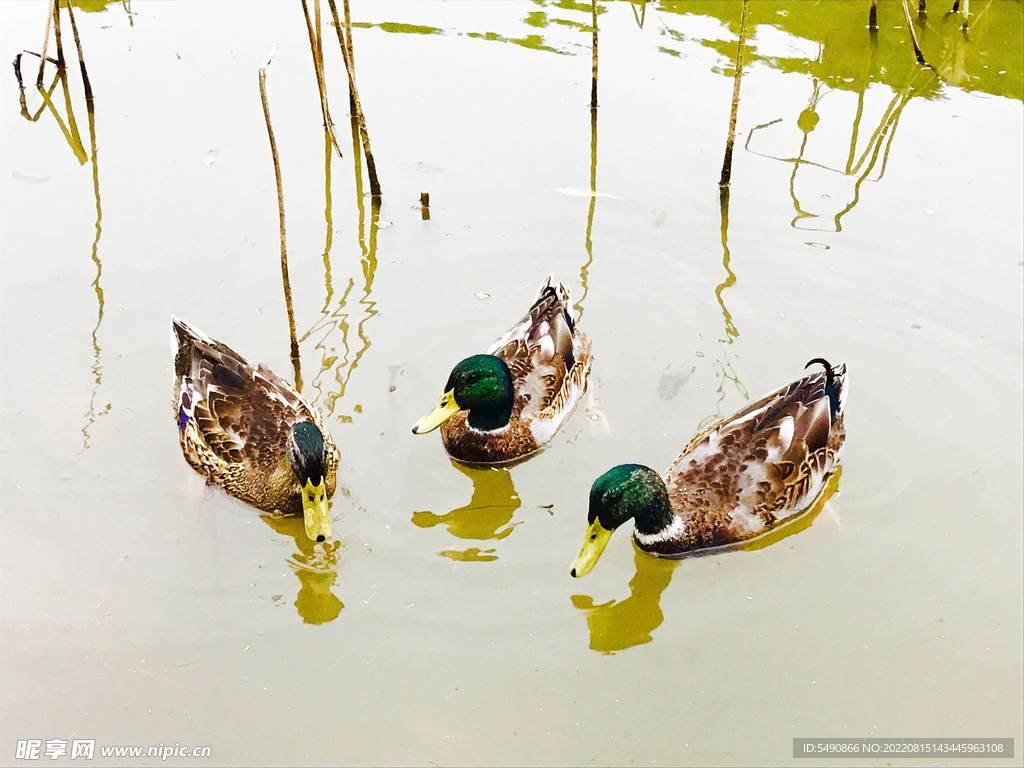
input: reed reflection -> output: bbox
[574,0,599,320]
[712,173,747,418]
[745,69,934,233]
[262,514,345,624]
[300,1,381,419]
[572,470,842,653]
[411,464,522,562]
[704,0,748,423]
[302,111,380,418]
[15,1,107,448]
[734,4,985,233]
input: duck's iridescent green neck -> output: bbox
[447,355,514,431]
[289,420,326,485]
[589,464,674,535]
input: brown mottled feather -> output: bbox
[172,318,339,515]
[642,363,847,556]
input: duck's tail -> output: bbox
[171,316,214,351]
[532,274,575,333]
[805,358,848,421]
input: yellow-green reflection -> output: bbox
[262,514,345,625]
[574,0,599,320]
[70,0,107,450]
[744,60,935,233]
[572,548,676,654]
[82,57,106,449]
[411,464,522,561]
[705,192,747,421]
[15,3,108,448]
[678,3,1019,236]
[320,128,335,311]
[657,0,1021,101]
[301,28,380,420]
[465,31,568,56]
[705,0,748,423]
[71,0,131,15]
[572,469,843,653]
[629,0,647,30]
[350,0,609,55]
[351,21,444,36]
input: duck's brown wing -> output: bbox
[173,318,307,471]
[486,275,589,423]
[663,362,848,549]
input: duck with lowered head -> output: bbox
[172,317,340,542]
[571,359,848,577]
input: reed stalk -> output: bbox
[719,0,748,189]
[259,54,302,391]
[64,0,92,103]
[901,0,933,67]
[37,0,54,86]
[301,0,341,156]
[326,0,381,197]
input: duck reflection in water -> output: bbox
[411,463,522,562]
[572,471,842,654]
[262,514,344,625]
[572,549,676,654]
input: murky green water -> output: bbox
[2,1,1021,765]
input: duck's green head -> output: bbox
[570,464,671,578]
[412,354,514,434]
[289,420,332,543]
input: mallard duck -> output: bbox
[571,359,847,576]
[412,275,592,466]
[171,317,340,542]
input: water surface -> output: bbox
[1,1,1021,765]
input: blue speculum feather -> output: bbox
[178,385,192,431]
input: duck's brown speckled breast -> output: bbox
[440,411,540,466]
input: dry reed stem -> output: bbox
[905,0,929,65]
[344,0,380,198]
[52,0,66,71]
[64,0,93,103]
[301,0,341,156]
[590,0,598,109]
[259,58,302,390]
[901,0,935,68]
[37,0,54,86]
[326,0,381,197]
[719,0,748,188]
[13,53,60,122]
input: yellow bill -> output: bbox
[412,390,461,434]
[301,479,332,542]
[570,518,614,577]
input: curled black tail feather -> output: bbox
[533,282,576,335]
[806,357,839,421]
